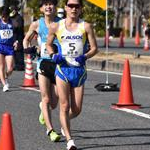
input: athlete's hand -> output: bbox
[75,55,87,66]
[50,54,65,64]
[13,40,19,51]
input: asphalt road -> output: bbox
[97,38,150,56]
[0,68,150,150]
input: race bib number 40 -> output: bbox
[0,29,13,39]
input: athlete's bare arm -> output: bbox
[46,22,59,55]
[23,21,39,49]
[84,22,98,59]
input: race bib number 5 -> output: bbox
[61,42,83,57]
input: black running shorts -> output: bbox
[39,59,56,84]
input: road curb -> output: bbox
[87,59,150,76]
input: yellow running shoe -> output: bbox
[39,102,45,125]
[47,130,61,142]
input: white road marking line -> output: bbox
[20,87,40,92]
[87,69,150,79]
[115,108,150,119]
[33,60,150,79]
[22,64,150,120]
[20,77,150,120]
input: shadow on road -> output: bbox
[72,128,150,149]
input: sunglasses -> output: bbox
[67,4,81,9]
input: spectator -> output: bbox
[57,8,65,19]
[10,5,25,71]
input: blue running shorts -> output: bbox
[0,44,14,56]
[55,65,87,87]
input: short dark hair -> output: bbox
[65,0,83,7]
[1,6,10,17]
[39,0,58,8]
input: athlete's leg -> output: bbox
[38,73,53,130]
[56,76,72,141]
[50,83,58,109]
[69,85,84,119]
[38,73,60,142]
[0,54,6,85]
[5,55,14,78]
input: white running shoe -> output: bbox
[5,79,9,88]
[61,127,65,137]
[67,139,77,150]
[3,84,9,92]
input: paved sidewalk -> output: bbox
[87,51,150,76]
[88,37,150,76]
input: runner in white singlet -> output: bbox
[46,0,98,149]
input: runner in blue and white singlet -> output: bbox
[0,17,14,55]
[0,6,18,92]
[37,16,60,83]
[38,16,60,58]
[46,0,97,149]
[54,18,88,87]
[23,0,61,142]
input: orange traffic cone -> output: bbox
[119,31,124,47]
[22,54,36,87]
[144,35,149,51]
[135,31,140,46]
[112,59,141,109]
[104,31,109,47]
[0,113,15,150]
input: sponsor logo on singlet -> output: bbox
[61,35,83,40]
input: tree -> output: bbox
[83,2,105,36]
[109,0,128,27]
[58,0,113,37]
[25,0,114,37]
[4,0,19,7]
[27,0,41,19]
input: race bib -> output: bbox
[0,29,13,39]
[61,41,83,66]
[40,43,49,57]
[61,42,83,57]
